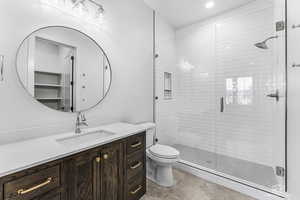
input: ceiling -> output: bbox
[144,0,255,29]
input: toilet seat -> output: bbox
[149,144,179,159]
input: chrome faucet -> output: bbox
[75,112,88,134]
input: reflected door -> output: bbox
[61,48,76,112]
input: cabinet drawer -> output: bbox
[126,150,144,181]
[32,188,63,200]
[4,165,60,200]
[38,193,60,200]
[126,133,145,155]
[126,174,145,200]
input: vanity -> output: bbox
[0,20,151,200]
[0,123,149,200]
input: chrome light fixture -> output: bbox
[40,0,105,24]
[96,5,105,17]
[205,1,215,9]
[73,0,88,12]
[72,0,104,16]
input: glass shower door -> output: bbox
[214,0,286,192]
[174,20,218,172]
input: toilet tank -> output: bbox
[135,122,156,148]
[146,127,156,148]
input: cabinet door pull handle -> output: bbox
[95,157,101,163]
[17,177,52,195]
[130,162,142,169]
[130,185,142,195]
[131,141,142,148]
[103,154,108,160]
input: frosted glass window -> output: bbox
[237,77,253,105]
[226,78,234,104]
[225,77,253,105]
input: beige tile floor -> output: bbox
[141,169,257,200]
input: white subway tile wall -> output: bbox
[156,0,285,178]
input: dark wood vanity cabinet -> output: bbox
[0,132,146,200]
[64,149,100,200]
[65,143,124,200]
[0,161,66,200]
[124,134,146,200]
[100,143,124,200]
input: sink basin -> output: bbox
[56,130,115,147]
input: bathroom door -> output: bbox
[214,0,286,192]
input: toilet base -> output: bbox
[146,157,176,187]
[155,165,174,187]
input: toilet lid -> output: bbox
[149,144,179,159]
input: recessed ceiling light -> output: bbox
[205,1,215,9]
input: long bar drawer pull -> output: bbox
[131,141,142,148]
[131,162,142,169]
[17,177,53,195]
[130,185,142,195]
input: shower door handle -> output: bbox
[220,97,224,113]
[292,63,300,68]
[266,90,280,102]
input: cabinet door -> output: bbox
[101,143,124,200]
[66,151,100,200]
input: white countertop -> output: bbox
[0,122,155,178]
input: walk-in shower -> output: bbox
[153,0,286,196]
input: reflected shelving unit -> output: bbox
[34,70,64,111]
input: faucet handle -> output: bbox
[81,113,87,121]
[76,112,80,122]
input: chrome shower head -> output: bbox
[254,35,279,50]
[255,41,268,49]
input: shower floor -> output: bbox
[172,144,278,189]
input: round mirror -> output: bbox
[16,26,112,112]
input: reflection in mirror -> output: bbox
[16,26,111,112]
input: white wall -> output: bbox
[0,0,153,145]
[287,0,300,199]
[154,13,178,145]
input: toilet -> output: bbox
[145,126,180,187]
